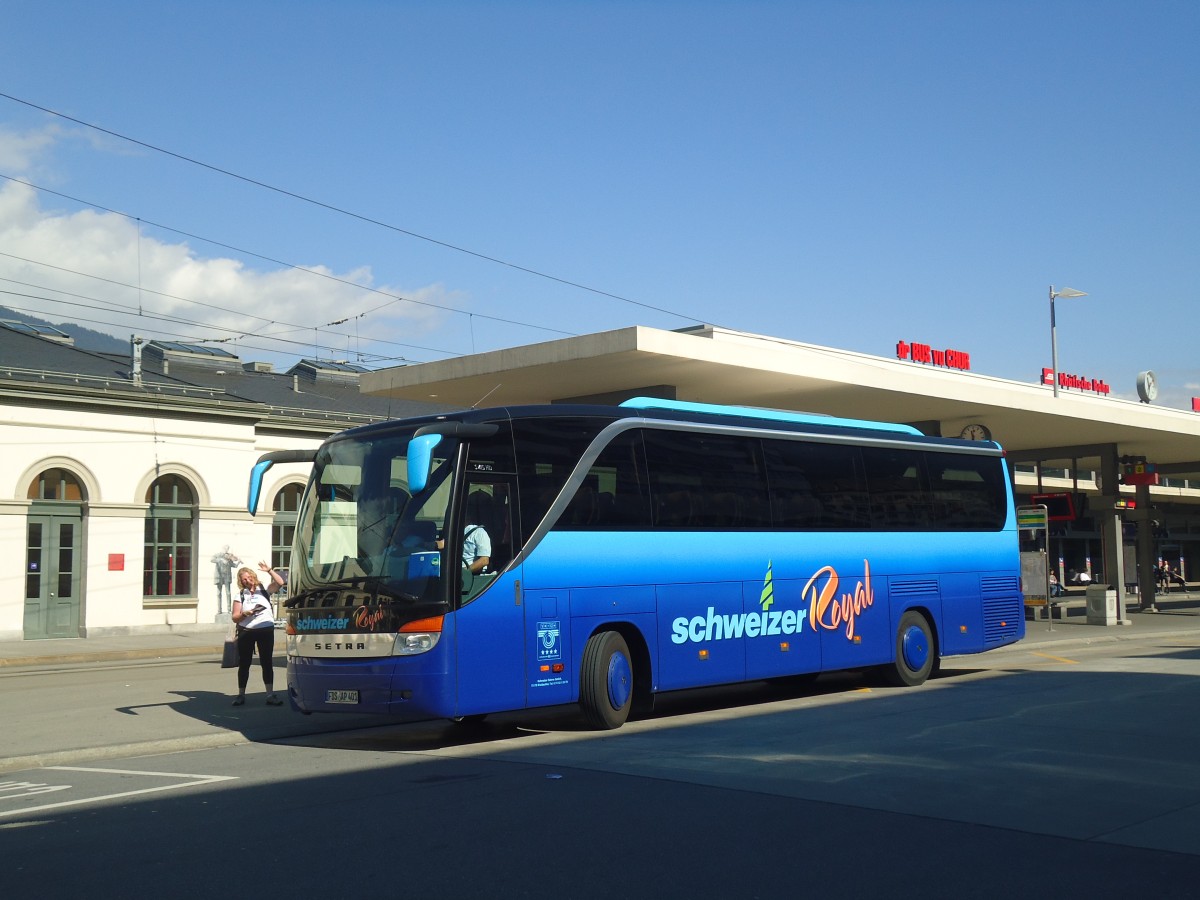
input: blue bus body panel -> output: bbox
[453,568,527,716]
[513,527,1023,705]
[522,588,575,707]
[288,526,1022,718]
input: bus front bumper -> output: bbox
[287,655,454,718]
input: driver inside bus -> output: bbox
[436,490,492,574]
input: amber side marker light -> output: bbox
[400,616,444,633]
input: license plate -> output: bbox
[326,690,359,704]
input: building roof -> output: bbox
[0,323,454,431]
[360,324,1200,473]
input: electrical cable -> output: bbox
[0,91,704,324]
[0,174,577,340]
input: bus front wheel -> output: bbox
[883,610,936,687]
[580,631,633,729]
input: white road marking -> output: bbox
[0,766,236,818]
[0,780,72,800]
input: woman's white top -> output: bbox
[238,585,275,629]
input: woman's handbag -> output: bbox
[220,624,239,668]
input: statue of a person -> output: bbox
[212,546,241,613]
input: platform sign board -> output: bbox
[1017,505,1053,626]
[1017,505,1049,531]
[1021,552,1048,603]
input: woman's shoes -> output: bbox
[235,693,282,706]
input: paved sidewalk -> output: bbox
[1014,591,1200,648]
[3,593,1200,669]
[0,625,229,668]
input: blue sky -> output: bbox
[1,1,1196,405]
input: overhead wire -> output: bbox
[0,174,577,344]
[0,290,399,362]
[0,265,439,360]
[0,90,704,325]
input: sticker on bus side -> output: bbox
[537,620,562,660]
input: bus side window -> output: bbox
[556,431,652,531]
[861,447,932,531]
[764,438,867,530]
[642,429,769,531]
[927,454,1006,530]
[485,484,515,569]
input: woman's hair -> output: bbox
[236,566,258,584]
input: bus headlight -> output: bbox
[394,631,441,655]
[392,616,445,656]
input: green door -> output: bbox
[24,508,83,639]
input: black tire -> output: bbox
[579,631,634,730]
[882,610,935,687]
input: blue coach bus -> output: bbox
[247,397,1024,729]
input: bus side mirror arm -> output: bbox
[247,449,316,515]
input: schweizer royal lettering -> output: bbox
[293,605,393,634]
[804,560,875,640]
[671,606,807,644]
[292,615,351,631]
[670,559,875,644]
[354,605,388,630]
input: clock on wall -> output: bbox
[959,423,992,441]
[1136,370,1158,403]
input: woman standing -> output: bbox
[231,561,285,707]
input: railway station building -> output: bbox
[4,319,1200,641]
[362,324,1200,619]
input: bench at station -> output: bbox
[1025,595,1086,621]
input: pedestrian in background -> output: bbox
[231,561,285,707]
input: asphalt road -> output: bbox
[4,635,1200,898]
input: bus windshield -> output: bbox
[291,427,457,603]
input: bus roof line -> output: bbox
[614,417,1002,455]
[618,396,924,436]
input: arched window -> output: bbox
[27,467,86,501]
[144,474,197,598]
[271,483,304,576]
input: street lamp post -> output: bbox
[1049,285,1088,397]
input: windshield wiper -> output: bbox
[306,574,422,603]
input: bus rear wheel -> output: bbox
[580,631,633,730]
[883,610,936,687]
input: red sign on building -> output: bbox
[1041,368,1110,396]
[896,340,970,371]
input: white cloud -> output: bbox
[0,123,62,173]
[0,127,460,366]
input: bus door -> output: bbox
[452,478,527,716]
